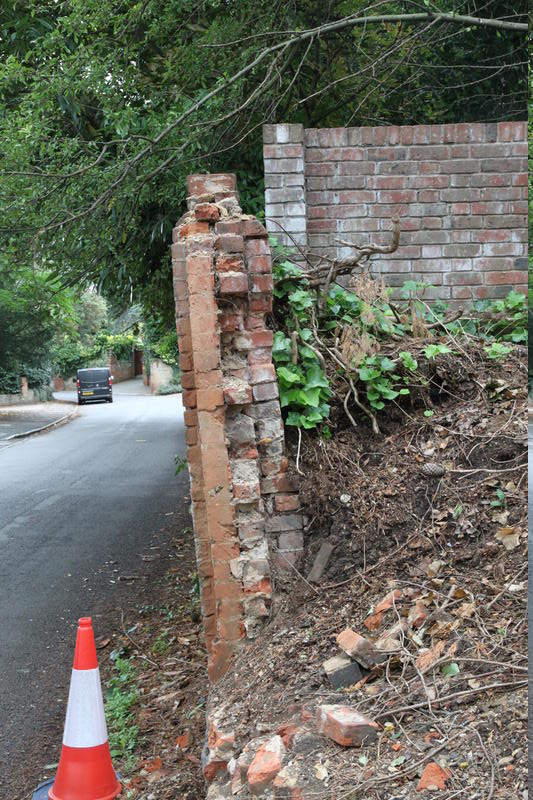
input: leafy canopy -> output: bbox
[0,0,527,324]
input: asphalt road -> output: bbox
[0,383,187,793]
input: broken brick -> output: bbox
[364,611,385,631]
[323,654,363,689]
[247,735,286,795]
[194,203,220,223]
[316,704,379,747]
[336,628,386,669]
[417,762,451,791]
[374,589,403,614]
[276,722,301,748]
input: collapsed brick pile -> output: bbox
[200,587,463,799]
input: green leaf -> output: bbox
[305,365,329,390]
[297,387,321,407]
[298,345,319,361]
[285,411,304,427]
[424,409,434,417]
[277,366,301,385]
[441,662,460,677]
[399,351,418,371]
[380,357,396,371]
[390,755,406,767]
[358,366,380,382]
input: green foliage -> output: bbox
[0,368,21,394]
[272,235,524,431]
[0,257,75,381]
[474,291,528,343]
[424,343,452,360]
[484,342,512,360]
[271,252,332,429]
[157,379,182,395]
[175,455,188,476]
[357,355,410,411]
[51,330,138,374]
[490,488,507,508]
[0,1,526,326]
[105,657,139,769]
[151,329,179,367]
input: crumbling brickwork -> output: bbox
[264,121,528,301]
[172,174,302,682]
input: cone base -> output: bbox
[48,743,121,800]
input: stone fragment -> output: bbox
[307,541,335,583]
[408,600,428,628]
[375,621,407,653]
[336,629,386,669]
[206,781,233,799]
[223,378,252,405]
[274,762,324,799]
[416,762,451,791]
[323,654,363,689]
[247,735,286,795]
[291,727,324,755]
[316,704,379,747]
[265,514,303,533]
[225,412,255,446]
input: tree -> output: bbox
[0,1,528,323]
[0,245,75,388]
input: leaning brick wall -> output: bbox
[263,122,528,301]
[172,174,302,682]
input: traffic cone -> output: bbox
[48,617,121,800]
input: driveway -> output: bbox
[0,385,187,795]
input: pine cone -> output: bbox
[421,462,445,478]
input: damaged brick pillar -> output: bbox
[172,174,303,683]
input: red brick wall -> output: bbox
[107,356,135,382]
[172,174,302,683]
[263,122,528,301]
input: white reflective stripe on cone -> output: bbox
[63,667,109,748]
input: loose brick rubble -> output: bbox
[322,653,363,689]
[336,627,386,669]
[316,704,379,747]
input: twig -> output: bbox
[295,427,305,476]
[343,388,358,427]
[485,563,527,611]
[348,376,380,434]
[471,727,495,800]
[452,463,526,479]
[375,679,527,720]
[338,732,461,797]
[120,609,160,669]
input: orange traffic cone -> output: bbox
[48,617,121,800]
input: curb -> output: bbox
[4,408,79,441]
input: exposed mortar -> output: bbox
[171,173,303,684]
